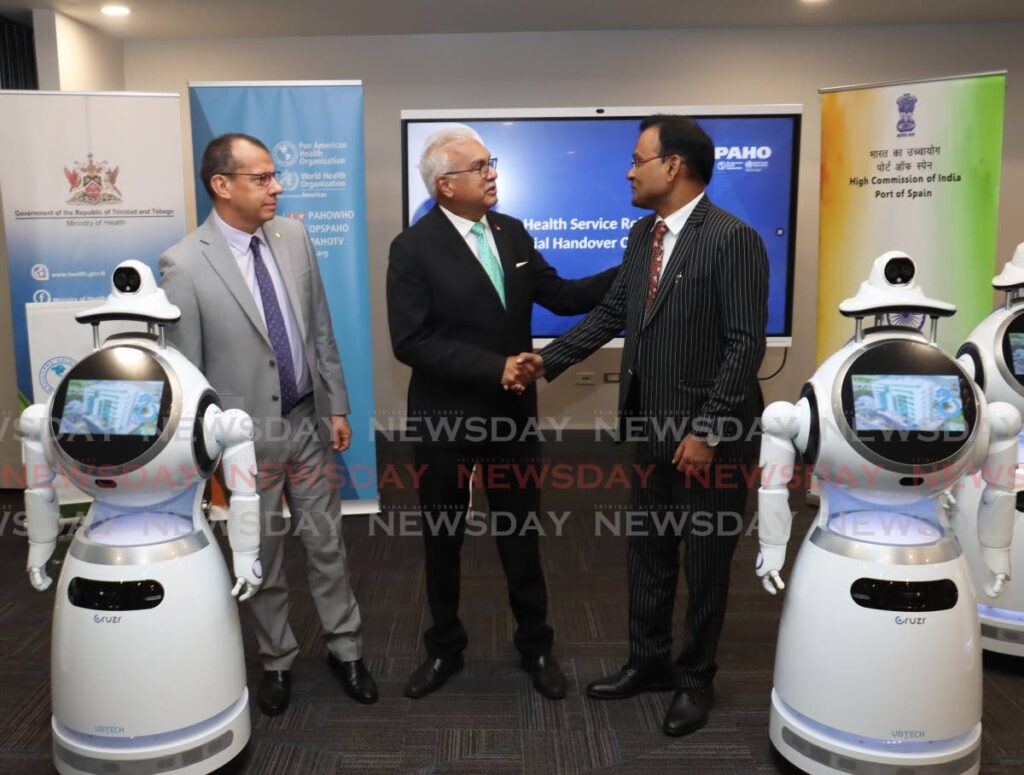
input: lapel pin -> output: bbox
[274,232,282,239]
[494,224,501,231]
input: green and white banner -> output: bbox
[817,72,1006,360]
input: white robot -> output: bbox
[754,252,1019,775]
[21,260,264,775]
[955,242,1024,656]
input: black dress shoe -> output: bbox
[522,655,567,700]
[663,685,714,737]
[404,655,464,699]
[327,654,379,704]
[256,670,291,716]
[587,664,676,700]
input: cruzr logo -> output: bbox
[894,616,926,625]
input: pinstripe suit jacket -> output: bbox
[541,195,768,461]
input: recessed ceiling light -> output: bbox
[101,5,131,16]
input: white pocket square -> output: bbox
[515,261,529,268]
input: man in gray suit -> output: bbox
[159,133,376,715]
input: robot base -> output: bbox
[977,605,1024,657]
[53,690,250,775]
[770,689,980,775]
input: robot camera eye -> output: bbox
[112,266,142,294]
[883,257,915,286]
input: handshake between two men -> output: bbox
[502,352,544,394]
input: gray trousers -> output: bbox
[246,396,363,670]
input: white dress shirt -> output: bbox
[212,209,312,397]
[440,205,502,265]
[655,191,705,282]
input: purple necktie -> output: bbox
[250,236,299,414]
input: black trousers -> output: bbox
[413,441,554,660]
[627,449,751,689]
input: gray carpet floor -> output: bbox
[0,440,1022,774]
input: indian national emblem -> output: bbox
[896,93,918,134]
[64,153,122,205]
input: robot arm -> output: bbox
[204,406,263,602]
[977,401,1023,598]
[756,400,807,595]
[20,405,59,591]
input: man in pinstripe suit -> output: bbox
[534,115,768,737]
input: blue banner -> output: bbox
[0,92,186,404]
[188,82,378,510]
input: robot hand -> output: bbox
[981,547,1010,599]
[230,550,263,602]
[27,565,52,591]
[985,574,1009,599]
[26,539,56,592]
[755,544,787,595]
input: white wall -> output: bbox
[114,24,1024,427]
[51,10,125,91]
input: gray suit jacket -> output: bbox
[159,213,350,458]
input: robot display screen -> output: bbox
[851,374,966,433]
[59,379,164,437]
[51,345,174,469]
[1009,332,1024,376]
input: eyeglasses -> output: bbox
[444,157,498,177]
[217,170,283,187]
[630,154,680,170]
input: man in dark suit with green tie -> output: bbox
[386,125,618,700]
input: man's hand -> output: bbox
[502,353,545,394]
[671,433,715,477]
[331,415,353,452]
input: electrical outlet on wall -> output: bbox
[575,372,596,385]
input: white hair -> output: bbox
[418,124,483,199]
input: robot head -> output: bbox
[76,261,180,327]
[992,242,1024,292]
[838,251,955,335]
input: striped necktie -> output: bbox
[250,236,299,414]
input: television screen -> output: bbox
[59,379,164,436]
[851,374,966,432]
[402,107,800,340]
[1009,332,1024,376]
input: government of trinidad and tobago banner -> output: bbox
[816,72,1006,361]
[0,91,186,406]
[188,81,379,515]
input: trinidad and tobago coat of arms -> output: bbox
[63,153,122,205]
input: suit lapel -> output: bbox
[197,215,272,348]
[261,219,308,340]
[643,196,710,328]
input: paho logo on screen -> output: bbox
[63,153,122,205]
[715,145,772,173]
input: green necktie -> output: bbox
[470,220,506,308]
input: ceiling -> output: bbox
[1,0,1023,39]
